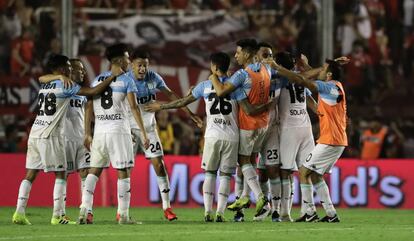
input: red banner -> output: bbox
[0,154,413,209]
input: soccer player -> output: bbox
[38,58,94,223]
[209,39,274,216]
[79,43,149,224]
[145,52,267,222]
[269,59,348,223]
[12,54,117,225]
[123,49,202,221]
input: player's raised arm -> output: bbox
[145,93,197,112]
[77,67,123,97]
[209,73,236,97]
[306,95,319,115]
[238,99,272,116]
[84,98,94,151]
[127,92,150,149]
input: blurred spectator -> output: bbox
[157,110,175,155]
[42,37,62,68]
[353,0,372,40]
[10,27,34,77]
[10,0,33,28]
[403,0,414,33]
[272,14,298,53]
[0,125,19,152]
[337,12,358,56]
[360,117,388,160]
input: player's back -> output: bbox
[92,71,137,134]
[64,95,87,140]
[316,80,348,146]
[30,79,80,138]
[279,79,312,128]
[238,63,271,130]
[193,78,243,141]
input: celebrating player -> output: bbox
[79,43,149,225]
[12,54,116,225]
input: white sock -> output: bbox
[53,179,66,218]
[315,181,336,217]
[203,172,216,214]
[289,178,294,214]
[81,178,92,213]
[240,176,251,198]
[280,179,291,217]
[235,175,243,199]
[16,179,32,214]
[260,180,269,199]
[269,178,281,213]
[81,174,98,211]
[157,176,171,210]
[61,186,67,216]
[300,184,316,215]
[217,175,231,215]
[241,164,263,200]
[118,178,131,217]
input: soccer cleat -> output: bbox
[233,210,244,222]
[215,214,225,222]
[78,207,88,225]
[295,212,319,222]
[204,212,214,222]
[280,215,293,222]
[254,195,269,216]
[12,212,32,225]
[86,212,94,224]
[164,208,178,221]
[271,210,281,222]
[253,203,271,221]
[318,214,340,223]
[116,213,120,222]
[51,216,76,225]
[118,215,142,225]
[227,196,251,211]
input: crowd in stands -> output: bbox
[0,0,413,158]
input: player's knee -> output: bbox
[24,169,39,182]
[266,165,280,179]
[258,169,268,182]
[219,171,231,177]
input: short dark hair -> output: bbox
[210,52,230,73]
[69,58,82,64]
[131,48,150,60]
[46,54,70,73]
[236,38,258,55]
[275,51,295,70]
[326,59,341,81]
[105,43,129,61]
[257,42,272,49]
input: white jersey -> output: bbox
[125,70,166,132]
[63,95,87,140]
[279,79,312,128]
[191,77,246,142]
[30,80,81,138]
[268,80,282,127]
[91,71,137,134]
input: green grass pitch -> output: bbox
[0,207,413,241]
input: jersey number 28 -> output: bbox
[37,93,56,116]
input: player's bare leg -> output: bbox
[310,172,339,222]
[295,166,318,222]
[13,169,39,225]
[267,165,282,222]
[150,157,177,221]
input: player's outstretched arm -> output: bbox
[38,74,74,88]
[84,98,94,151]
[144,94,197,112]
[238,99,272,116]
[77,74,117,97]
[209,74,236,97]
[306,95,320,116]
[159,86,203,128]
[127,92,150,149]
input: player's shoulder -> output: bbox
[145,70,162,81]
[246,62,262,72]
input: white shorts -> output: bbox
[26,136,66,172]
[65,138,90,173]
[202,138,238,174]
[258,125,280,169]
[303,144,345,175]
[131,128,163,159]
[280,127,315,171]
[90,133,134,169]
[239,127,268,156]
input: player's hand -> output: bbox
[61,75,75,89]
[186,86,195,97]
[300,54,309,66]
[334,56,351,65]
[144,102,161,112]
[142,136,150,150]
[191,115,203,128]
[263,59,278,69]
[84,135,93,151]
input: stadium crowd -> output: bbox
[0,0,413,158]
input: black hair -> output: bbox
[236,38,258,55]
[105,43,128,61]
[325,59,342,81]
[257,42,272,49]
[46,54,70,73]
[210,52,230,73]
[131,48,150,60]
[275,51,295,70]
